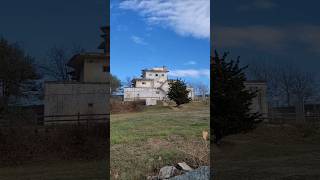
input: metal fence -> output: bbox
[43,113,109,125]
[267,110,320,124]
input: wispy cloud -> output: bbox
[169,69,209,79]
[119,0,210,39]
[131,35,148,45]
[238,0,278,11]
[184,60,197,65]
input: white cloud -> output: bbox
[131,35,148,45]
[119,0,210,39]
[169,69,209,78]
[184,60,197,65]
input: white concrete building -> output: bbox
[44,27,109,125]
[124,67,194,105]
[244,81,268,119]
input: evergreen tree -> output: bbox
[0,38,39,108]
[211,51,261,144]
[167,79,191,106]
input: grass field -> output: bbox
[0,102,209,180]
[213,123,320,180]
[110,102,210,179]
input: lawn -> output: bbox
[110,102,210,179]
[213,123,320,180]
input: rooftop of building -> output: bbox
[67,52,108,68]
[132,78,154,82]
[142,66,169,73]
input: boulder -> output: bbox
[169,166,210,180]
[177,162,193,171]
[158,166,179,179]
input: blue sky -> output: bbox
[110,0,210,87]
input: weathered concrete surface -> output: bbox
[124,67,195,105]
[44,82,109,124]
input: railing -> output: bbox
[267,111,320,124]
[43,113,109,125]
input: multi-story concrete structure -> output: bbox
[124,67,194,105]
[244,81,268,119]
[44,27,109,125]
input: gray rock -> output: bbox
[177,162,193,171]
[158,166,179,179]
[169,166,210,180]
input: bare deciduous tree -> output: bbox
[248,61,317,108]
[40,45,86,81]
[124,76,133,87]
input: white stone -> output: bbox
[158,166,179,179]
[177,162,193,171]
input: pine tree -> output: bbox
[167,79,191,106]
[212,51,261,144]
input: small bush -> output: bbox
[111,100,145,113]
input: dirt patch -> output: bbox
[111,100,145,114]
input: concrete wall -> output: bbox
[124,86,194,105]
[44,82,109,124]
[144,71,167,81]
[187,87,195,100]
[124,88,166,101]
[125,68,194,105]
[83,60,108,83]
[244,82,268,118]
[135,80,153,88]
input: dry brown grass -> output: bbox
[0,124,108,167]
[110,102,209,179]
[111,100,145,114]
[175,138,210,168]
[213,123,320,180]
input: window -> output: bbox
[149,74,152,76]
[156,91,160,94]
[155,74,158,76]
[142,82,146,85]
[162,74,164,76]
[103,65,109,72]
